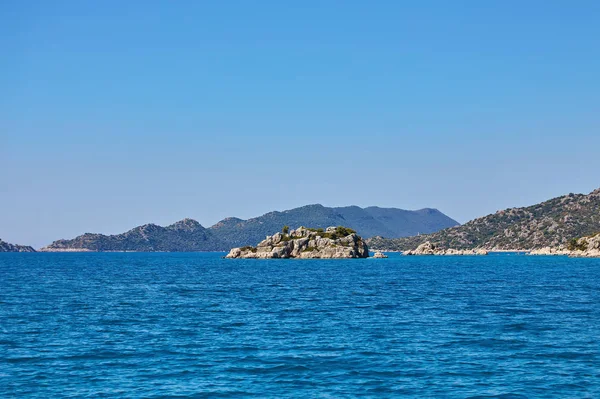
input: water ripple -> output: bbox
[0,252,599,398]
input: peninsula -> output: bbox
[368,187,600,253]
[0,239,35,253]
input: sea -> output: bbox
[1,252,598,398]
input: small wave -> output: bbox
[225,364,311,374]
[466,395,528,399]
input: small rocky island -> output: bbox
[225,226,369,259]
[403,241,488,256]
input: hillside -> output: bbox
[41,204,458,252]
[0,239,35,252]
[42,218,224,252]
[368,188,600,251]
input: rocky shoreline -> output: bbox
[403,241,488,256]
[399,235,600,258]
[225,226,369,259]
[527,248,572,256]
[528,233,600,258]
[38,248,93,252]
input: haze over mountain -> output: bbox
[368,188,600,251]
[41,204,458,252]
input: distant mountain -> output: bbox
[354,206,458,238]
[42,218,223,252]
[41,204,458,252]
[210,205,348,249]
[0,239,35,252]
[212,204,458,249]
[368,188,600,251]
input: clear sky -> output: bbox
[2,1,600,248]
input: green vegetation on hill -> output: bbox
[307,226,356,240]
[368,188,600,251]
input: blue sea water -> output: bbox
[0,253,599,398]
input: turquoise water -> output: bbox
[1,252,599,398]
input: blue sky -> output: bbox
[2,1,600,248]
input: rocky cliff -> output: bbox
[0,239,35,252]
[368,188,600,251]
[225,226,369,259]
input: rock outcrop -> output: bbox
[225,226,369,259]
[372,251,388,258]
[566,233,600,258]
[0,239,35,252]
[403,241,488,256]
[527,233,600,257]
[527,247,571,256]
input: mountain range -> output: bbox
[367,188,600,251]
[41,204,459,252]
